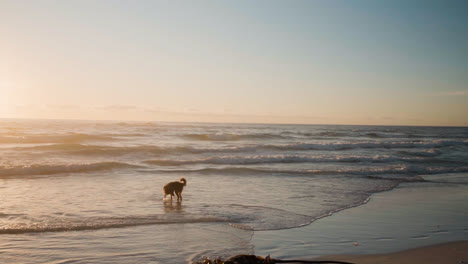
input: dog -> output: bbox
[163,178,187,201]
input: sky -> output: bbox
[1,0,467,126]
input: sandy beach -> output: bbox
[313,241,468,264]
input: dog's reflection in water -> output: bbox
[163,199,183,213]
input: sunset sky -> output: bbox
[1,0,467,126]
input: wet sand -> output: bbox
[313,241,468,264]
[253,174,468,260]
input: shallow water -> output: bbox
[0,119,467,263]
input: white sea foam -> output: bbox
[0,162,142,177]
[143,154,428,166]
[139,165,468,179]
[0,215,228,234]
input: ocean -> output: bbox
[0,119,467,263]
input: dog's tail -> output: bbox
[179,178,187,186]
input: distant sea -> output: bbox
[1,119,467,263]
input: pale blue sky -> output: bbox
[1,0,467,125]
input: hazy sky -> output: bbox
[1,0,467,126]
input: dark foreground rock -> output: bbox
[193,254,354,264]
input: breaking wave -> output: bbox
[273,140,468,151]
[0,215,227,234]
[317,131,347,137]
[180,131,449,140]
[143,154,429,166]
[139,165,468,179]
[0,205,318,234]
[11,144,212,156]
[180,130,467,141]
[398,149,442,157]
[181,133,286,141]
[12,139,468,156]
[18,144,169,156]
[0,162,142,177]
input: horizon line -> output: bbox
[1,116,467,128]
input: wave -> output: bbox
[364,132,431,139]
[181,131,410,140]
[18,144,167,156]
[398,149,442,157]
[139,165,468,179]
[12,144,201,157]
[215,204,313,231]
[0,215,227,234]
[285,130,467,140]
[0,162,142,177]
[366,175,426,182]
[272,140,468,151]
[0,205,314,234]
[15,139,468,157]
[365,132,382,138]
[143,154,430,166]
[280,131,401,139]
[0,205,321,234]
[181,133,286,141]
[12,143,252,156]
[0,133,116,144]
[317,131,348,137]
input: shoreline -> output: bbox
[253,175,468,259]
